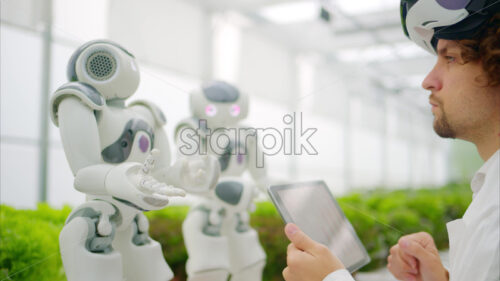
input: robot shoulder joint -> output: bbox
[174,117,202,139]
[128,100,167,127]
[50,82,105,126]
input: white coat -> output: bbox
[446,149,499,281]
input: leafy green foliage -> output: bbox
[0,204,70,281]
[0,183,471,280]
[337,183,471,270]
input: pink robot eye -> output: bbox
[205,104,217,116]
[230,104,240,116]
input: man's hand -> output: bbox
[282,223,345,281]
[387,232,449,281]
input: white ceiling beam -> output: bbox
[185,0,307,13]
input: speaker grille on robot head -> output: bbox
[86,51,117,81]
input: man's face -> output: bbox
[422,39,500,140]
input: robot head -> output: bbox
[67,40,140,100]
[400,0,500,54]
[189,81,249,127]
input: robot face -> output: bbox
[229,104,241,117]
[70,41,140,100]
[205,104,217,117]
[190,81,248,127]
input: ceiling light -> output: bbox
[337,45,396,63]
[335,0,396,15]
[259,1,319,24]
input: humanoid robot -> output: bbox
[174,81,269,281]
[50,40,219,281]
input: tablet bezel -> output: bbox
[268,180,371,273]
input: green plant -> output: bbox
[0,204,70,281]
[0,183,472,280]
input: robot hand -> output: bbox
[167,155,220,194]
[137,149,186,198]
[105,149,185,211]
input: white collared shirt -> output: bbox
[446,149,499,281]
[323,150,499,281]
[322,269,354,281]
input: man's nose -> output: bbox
[421,65,442,91]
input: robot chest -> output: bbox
[217,140,247,174]
[98,110,154,164]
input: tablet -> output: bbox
[268,180,370,273]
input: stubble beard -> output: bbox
[433,110,456,139]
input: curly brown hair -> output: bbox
[456,13,500,87]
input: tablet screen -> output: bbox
[268,181,370,273]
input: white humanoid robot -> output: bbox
[50,40,219,281]
[174,81,269,281]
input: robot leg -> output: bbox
[113,213,174,281]
[59,200,122,281]
[183,207,230,281]
[227,214,266,281]
[230,260,266,281]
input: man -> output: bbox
[282,0,500,280]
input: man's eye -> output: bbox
[445,56,456,63]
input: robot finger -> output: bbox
[140,149,160,175]
[140,177,158,192]
[156,185,186,197]
[194,169,207,179]
[188,159,205,172]
[97,214,113,236]
[150,148,160,157]
[151,193,170,201]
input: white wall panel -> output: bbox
[239,30,296,105]
[0,143,39,208]
[309,64,350,121]
[296,117,346,194]
[1,25,43,140]
[350,129,384,188]
[0,0,44,29]
[108,0,209,79]
[386,138,411,187]
[52,0,109,41]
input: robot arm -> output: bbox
[58,96,103,176]
[129,102,220,195]
[58,96,112,196]
[159,127,220,194]
[162,154,220,194]
[57,95,182,211]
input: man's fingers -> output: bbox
[282,267,291,281]
[287,243,304,255]
[403,273,417,281]
[394,251,418,275]
[403,232,436,250]
[401,250,418,272]
[284,223,319,253]
[393,243,417,272]
[388,254,417,278]
[400,238,431,261]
